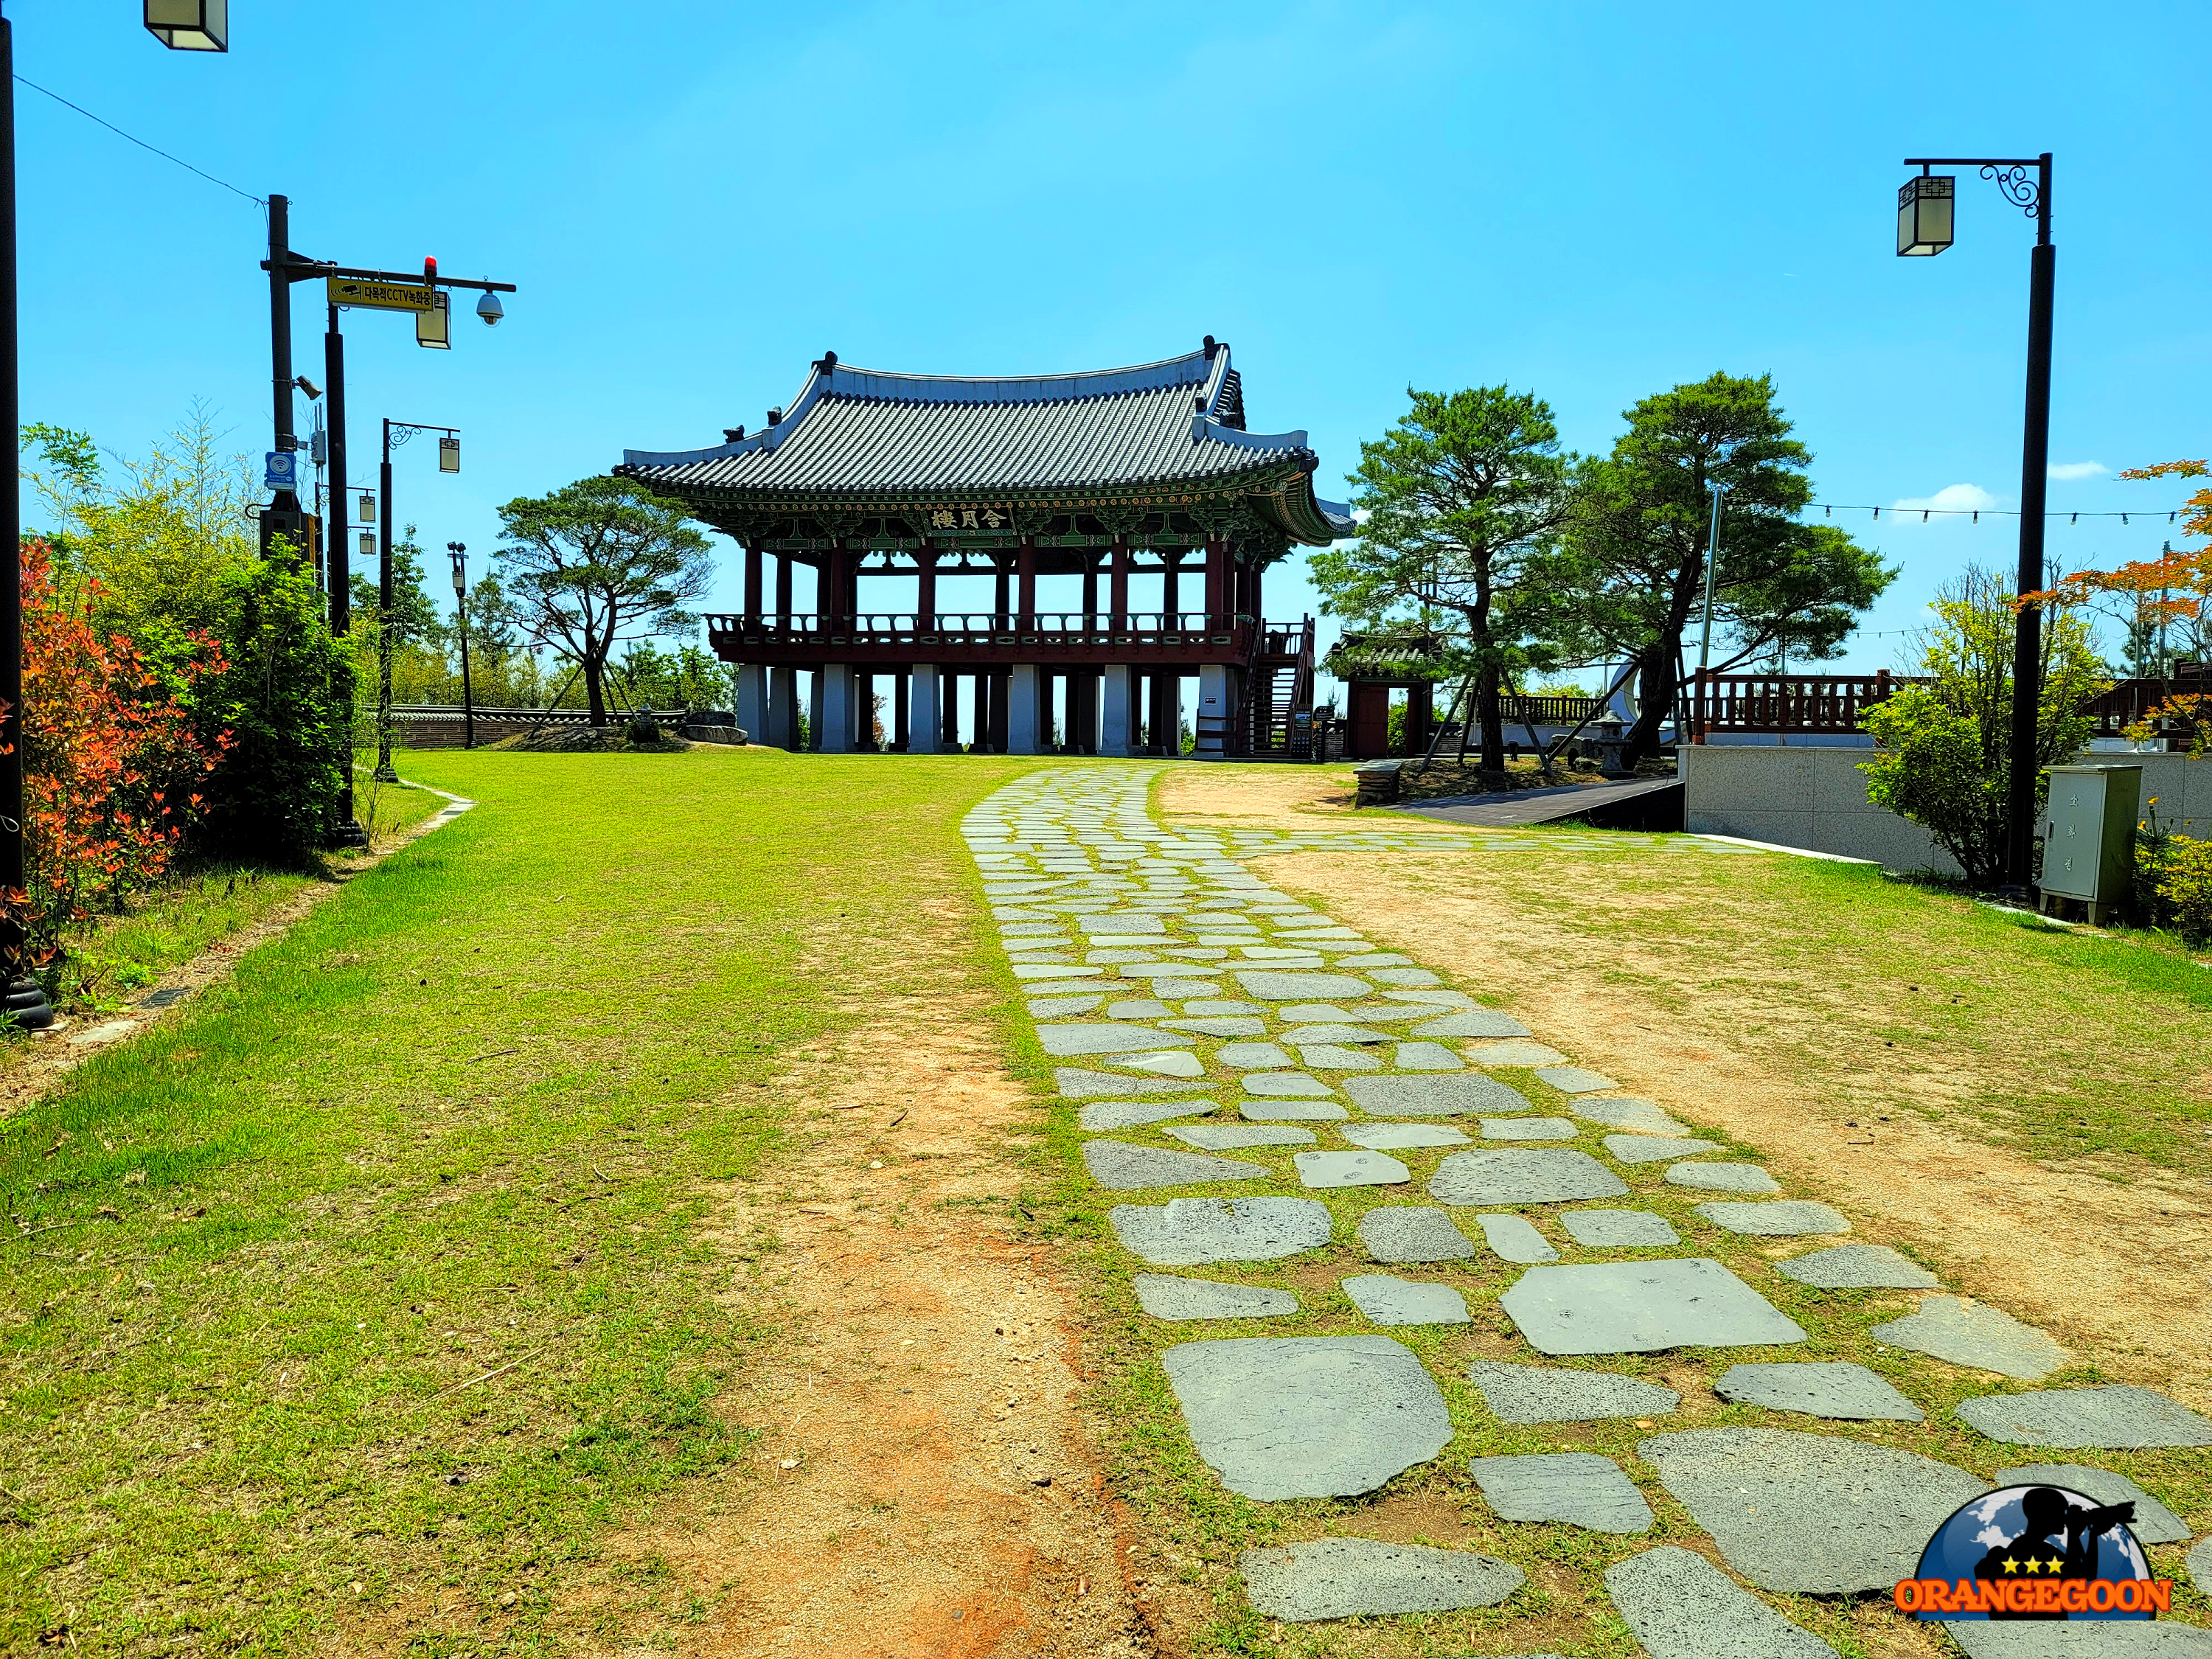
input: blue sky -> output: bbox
[15,0,2207,695]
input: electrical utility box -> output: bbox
[2040,764,2142,918]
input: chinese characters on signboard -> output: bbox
[928,506,1013,532]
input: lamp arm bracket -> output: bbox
[1900,155,2047,223]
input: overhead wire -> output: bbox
[13,72,265,209]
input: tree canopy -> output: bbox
[1531,372,1892,760]
[494,476,712,726]
[1310,386,1574,769]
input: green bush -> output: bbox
[193,555,352,865]
[2151,833,2212,945]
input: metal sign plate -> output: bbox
[327,276,436,313]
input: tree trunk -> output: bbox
[584,656,608,727]
[1477,662,1505,771]
[1621,548,1711,765]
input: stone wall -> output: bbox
[1680,744,2211,874]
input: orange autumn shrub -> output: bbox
[4,538,229,970]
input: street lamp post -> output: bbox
[1898,153,2054,894]
[0,10,222,1032]
[448,543,474,751]
[374,420,460,779]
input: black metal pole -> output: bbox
[451,543,475,749]
[324,307,365,846]
[375,421,397,780]
[0,18,51,1029]
[2004,154,2055,894]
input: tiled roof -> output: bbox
[618,343,1352,544]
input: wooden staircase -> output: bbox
[1241,616,1318,758]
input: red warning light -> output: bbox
[423,256,438,280]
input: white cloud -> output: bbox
[1892,483,1998,514]
[2048,460,2108,481]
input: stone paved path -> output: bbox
[964,767,2209,1649]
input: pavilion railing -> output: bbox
[1679,671,1926,739]
[706,611,1235,639]
[1498,693,1607,726]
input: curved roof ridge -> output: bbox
[822,347,1213,406]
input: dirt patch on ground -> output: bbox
[1256,844,2212,1400]
[1153,765,1360,824]
[592,1005,1144,1658]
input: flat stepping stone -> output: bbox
[1666,1161,1781,1194]
[1015,963,1104,979]
[1116,1050,1205,1077]
[1604,1545,1838,1659]
[1162,1335,1453,1498]
[1380,987,1474,1008]
[1945,1624,2212,1658]
[1694,1200,1848,1237]
[1058,1067,1211,1099]
[1106,998,1175,1018]
[1040,1022,1200,1056]
[1079,913,1165,933]
[1469,1040,1571,1068]
[1559,1208,1680,1248]
[1333,952,1414,967]
[1869,1296,2067,1380]
[1242,1071,1335,1098]
[1483,1116,1579,1140]
[1392,1041,1465,1071]
[1168,1124,1317,1150]
[1158,978,1225,998]
[1954,1384,2212,1447]
[1295,1150,1410,1189]
[1774,1243,1940,1290]
[1357,1206,1476,1263]
[1342,1122,1469,1150]
[1575,1096,1693,1135]
[1534,1065,1618,1093]
[1110,1197,1334,1265]
[1604,1133,1722,1164]
[1278,1002,1362,1022]
[1502,1259,1805,1354]
[1163,1016,1267,1037]
[1468,1359,1680,1423]
[1183,999,1263,1015]
[1470,1452,1654,1533]
[1240,1099,1348,1121]
[1342,1273,1470,1325]
[2197,1537,2212,1591]
[1430,1148,1628,1206]
[1280,1023,1391,1045]
[1238,1536,1524,1622]
[1992,1463,2188,1543]
[1234,970,1376,1001]
[1029,995,1104,1017]
[1295,1043,1382,1071]
[1345,1074,1534,1117]
[1715,1362,1924,1422]
[1078,1099,1218,1131]
[1409,1009,1531,1039]
[1133,1274,1300,1321]
[1639,1426,1989,1593]
[1475,1213,1559,1263]
[1218,1042,1293,1068]
[1366,967,1442,987]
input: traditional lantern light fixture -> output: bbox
[1896,173,1955,256]
[357,490,376,523]
[144,0,228,52]
[438,436,461,473]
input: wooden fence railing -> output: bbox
[1679,672,1926,739]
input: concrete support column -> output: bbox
[1197,663,1232,759]
[767,666,799,748]
[1007,664,1043,755]
[818,664,854,753]
[908,664,941,754]
[735,664,768,740]
[1100,664,1135,757]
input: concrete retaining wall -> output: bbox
[1680,744,2212,874]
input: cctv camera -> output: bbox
[476,291,504,326]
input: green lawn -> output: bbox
[0,748,1040,1656]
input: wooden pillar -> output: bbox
[1109,538,1130,630]
[1070,671,1099,754]
[942,672,959,749]
[1247,557,1263,623]
[742,542,763,622]
[916,546,938,630]
[1150,672,1178,755]
[1203,536,1228,626]
[988,672,1010,752]
[1017,537,1037,630]
[894,670,910,751]
[1082,554,1098,630]
[993,557,1011,630]
[824,543,849,630]
[970,672,987,752]
[774,552,793,624]
[1162,552,1181,624]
